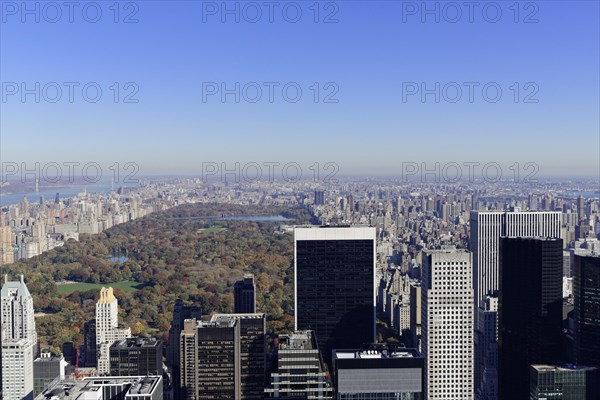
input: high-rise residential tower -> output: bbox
[294,226,376,363]
[234,274,256,314]
[421,248,474,400]
[498,237,563,400]
[1,275,37,400]
[95,287,131,375]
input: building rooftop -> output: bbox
[97,287,116,304]
[35,376,162,399]
[333,348,421,360]
[532,364,599,372]
[1,274,32,298]
[110,337,161,349]
[209,313,265,325]
[278,330,316,351]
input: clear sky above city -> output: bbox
[1,0,599,178]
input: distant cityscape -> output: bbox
[0,176,599,399]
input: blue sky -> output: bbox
[1,0,599,178]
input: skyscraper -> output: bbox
[577,195,586,222]
[167,300,201,399]
[95,287,131,375]
[180,313,266,400]
[421,248,474,400]
[234,273,256,314]
[314,190,325,205]
[470,210,562,310]
[475,295,499,400]
[210,313,266,399]
[573,254,600,367]
[498,237,563,400]
[409,282,422,352]
[181,317,240,399]
[294,226,376,363]
[1,275,37,400]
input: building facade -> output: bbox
[264,330,333,399]
[295,226,376,363]
[166,300,201,399]
[234,274,256,314]
[1,275,38,400]
[470,210,562,310]
[180,313,265,400]
[573,254,600,367]
[110,337,162,377]
[180,317,241,400]
[96,287,131,375]
[421,248,474,400]
[33,351,67,396]
[475,295,498,400]
[530,365,600,400]
[498,237,563,400]
[332,348,423,400]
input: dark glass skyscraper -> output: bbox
[294,226,376,364]
[498,237,563,400]
[167,300,201,399]
[573,254,600,367]
[234,274,256,314]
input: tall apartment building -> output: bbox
[295,226,376,363]
[0,226,14,265]
[470,210,562,309]
[96,287,131,375]
[180,313,266,400]
[264,330,333,399]
[234,274,256,314]
[498,237,563,400]
[573,254,600,366]
[421,248,474,400]
[1,275,38,400]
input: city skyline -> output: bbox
[1,1,599,177]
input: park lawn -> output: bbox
[198,225,225,234]
[57,280,143,295]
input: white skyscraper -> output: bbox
[1,275,38,400]
[469,210,562,308]
[95,287,131,375]
[422,248,474,400]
